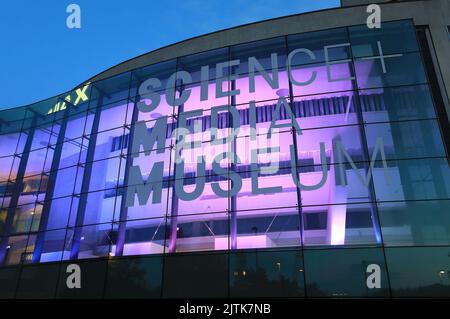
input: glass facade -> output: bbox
[0,19,449,298]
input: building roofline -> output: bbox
[79,3,347,87]
[80,0,430,86]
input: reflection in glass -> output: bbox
[304,248,389,297]
[230,250,305,297]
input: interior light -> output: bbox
[276,88,289,97]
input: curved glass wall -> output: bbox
[0,19,449,298]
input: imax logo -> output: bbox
[47,83,90,114]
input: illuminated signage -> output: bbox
[122,41,401,208]
[47,83,90,114]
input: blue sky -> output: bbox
[0,0,340,109]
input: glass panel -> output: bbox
[2,156,20,182]
[178,47,229,83]
[34,229,67,263]
[291,62,354,97]
[23,234,37,264]
[349,20,419,57]
[231,37,287,73]
[15,131,28,156]
[51,165,83,199]
[0,105,27,127]
[234,70,290,105]
[15,264,59,299]
[172,107,233,144]
[360,85,437,123]
[287,27,350,66]
[91,128,125,161]
[386,247,450,297]
[131,59,177,94]
[167,212,229,252]
[55,260,107,298]
[11,202,42,233]
[304,247,389,297]
[124,184,169,221]
[78,190,120,226]
[365,119,446,160]
[87,156,123,193]
[0,133,21,157]
[297,124,364,164]
[23,148,48,178]
[3,235,29,265]
[63,223,113,260]
[379,200,450,246]
[302,202,379,246]
[42,147,55,173]
[16,193,39,207]
[130,144,172,182]
[0,205,8,235]
[162,253,228,298]
[97,101,130,133]
[90,72,131,106]
[105,256,162,298]
[46,196,79,231]
[57,140,84,170]
[168,179,228,216]
[0,156,15,182]
[235,113,293,145]
[234,170,298,211]
[230,250,305,297]
[355,52,427,89]
[291,91,358,129]
[29,125,56,152]
[112,218,167,256]
[235,207,301,249]
[0,267,20,298]
[137,91,174,122]
[182,82,229,113]
[372,157,450,202]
